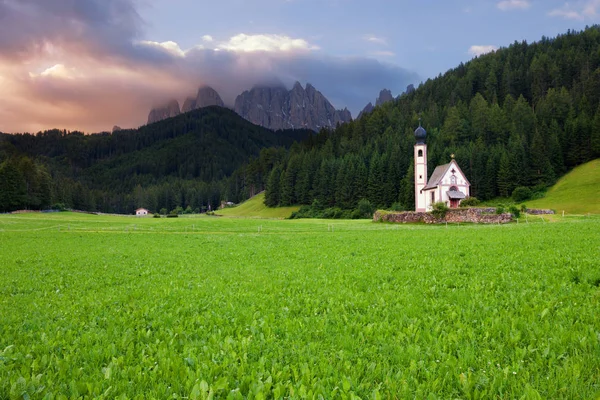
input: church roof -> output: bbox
[447,190,466,199]
[422,160,471,191]
[423,163,451,190]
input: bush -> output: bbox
[431,202,449,219]
[496,206,505,214]
[153,213,161,218]
[460,197,480,207]
[170,206,184,215]
[160,208,167,215]
[357,198,375,218]
[166,213,178,218]
[389,202,406,212]
[322,207,344,219]
[512,186,533,202]
[520,204,528,213]
[350,209,362,219]
[50,203,67,211]
[509,205,520,218]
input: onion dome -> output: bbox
[414,121,426,144]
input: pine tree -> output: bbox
[497,150,514,197]
[264,166,282,207]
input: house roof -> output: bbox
[135,208,148,212]
[423,163,450,190]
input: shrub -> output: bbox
[389,202,406,212]
[460,197,480,207]
[153,213,161,218]
[166,213,178,218]
[160,208,168,215]
[431,202,449,219]
[171,206,184,215]
[520,204,528,213]
[509,205,520,218]
[50,203,67,211]
[322,207,344,219]
[357,198,375,218]
[496,206,505,214]
[512,186,533,202]
[350,209,362,219]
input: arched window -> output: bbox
[418,149,423,157]
[451,175,457,184]
[450,186,458,192]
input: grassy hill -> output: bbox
[216,192,300,219]
[526,159,600,214]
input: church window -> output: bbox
[418,149,423,157]
[419,175,422,179]
[431,192,435,203]
[451,175,457,184]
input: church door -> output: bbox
[450,199,459,208]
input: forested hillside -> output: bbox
[0,107,311,213]
[260,26,600,210]
[1,27,600,215]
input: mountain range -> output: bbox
[148,82,352,132]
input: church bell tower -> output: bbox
[414,122,427,212]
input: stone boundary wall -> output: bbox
[526,208,555,215]
[373,208,513,224]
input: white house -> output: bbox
[414,123,470,211]
[135,208,149,216]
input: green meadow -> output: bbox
[1,213,599,399]
[525,159,600,215]
[216,193,300,219]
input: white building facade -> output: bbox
[135,208,149,216]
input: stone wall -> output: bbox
[526,208,555,215]
[373,208,513,224]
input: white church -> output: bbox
[414,123,470,212]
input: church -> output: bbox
[414,123,470,212]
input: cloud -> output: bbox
[0,0,419,133]
[548,7,584,19]
[549,0,600,20]
[370,51,396,57]
[138,41,187,57]
[216,34,319,52]
[363,35,388,45]
[468,45,498,57]
[497,0,531,10]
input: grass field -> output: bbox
[216,192,300,219]
[1,212,599,399]
[526,159,600,214]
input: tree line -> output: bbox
[261,26,600,211]
[1,27,600,214]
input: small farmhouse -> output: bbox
[414,123,470,211]
[135,208,149,216]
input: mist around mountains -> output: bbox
[148,82,355,132]
[147,82,419,131]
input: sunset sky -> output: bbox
[0,0,597,133]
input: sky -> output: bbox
[0,0,598,133]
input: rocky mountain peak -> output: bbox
[376,89,394,106]
[182,86,225,113]
[234,82,352,131]
[147,99,181,124]
[357,88,395,120]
